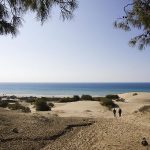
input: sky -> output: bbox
[0,0,150,83]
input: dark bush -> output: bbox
[35,99,50,111]
[105,94,119,99]
[43,97,60,102]
[73,95,80,101]
[133,93,138,96]
[25,99,36,103]
[20,96,37,103]
[59,97,73,103]
[48,102,54,108]
[8,102,31,113]
[10,95,17,99]
[81,95,93,100]
[90,97,102,101]
[115,98,125,102]
[22,107,31,113]
[100,97,118,110]
[0,101,8,108]
[139,105,150,113]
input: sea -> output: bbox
[0,83,150,97]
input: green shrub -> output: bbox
[100,97,118,110]
[58,96,81,103]
[35,99,50,111]
[22,107,31,113]
[73,95,80,101]
[139,105,150,113]
[0,101,8,108]
[20,96,37,103]
[8,102,31,113]
[115,98,125,102]
[91,97,101,101]
[59,97,73,103]
[81,95,93,100]
[48,102,54,107]
[133,93,138,96]
[9,95,17,99]
[105,94,119,99]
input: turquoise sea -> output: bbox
[0,83,150,97]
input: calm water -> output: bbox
[0,83,150,97]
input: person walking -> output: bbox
[113,108,116,117]
[118,108,122,117]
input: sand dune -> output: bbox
[43,92,150,150]
[51,101,112,118]
[119,92,150,103]
[0,92,150,150]
[117,92,150,114]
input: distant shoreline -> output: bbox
[0,93,106,98]
[0,82,150,97]
[1,91,150,98]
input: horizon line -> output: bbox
[0,82,150,84]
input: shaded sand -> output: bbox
[0,92,150,150]
[0,108,93,150]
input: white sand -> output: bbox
[118,92,150,114]
[51,101,112,118]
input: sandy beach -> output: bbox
[0,92,150,150]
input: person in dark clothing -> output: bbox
[118,108,122,117]
[113,108,116,117]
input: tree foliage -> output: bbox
[0,0,77,36]
[114,0,150,50]
[0,0,150,50]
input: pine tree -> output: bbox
[114,0,150,49]
[0,0,77,36]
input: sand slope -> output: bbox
[42,92,150,150]
[51,101,112,118]
[43,116,150,150]
[0,92,150,150]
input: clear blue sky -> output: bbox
[0,0,150,82]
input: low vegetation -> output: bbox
[59,97,74,103]
[8,102,31,113]
[105,94,119,99]
[139,105,150,113]
[81,95,93,100]
[0,101,8,108]
[99,97,118,110]
[0,95,119,112]
[115,98,125,102]
[20,96,37,103]
[73,95,80,101]
[133,93,138,96]
[35,99,50,111]
[59,95,81,103]
[48,102,55,108]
